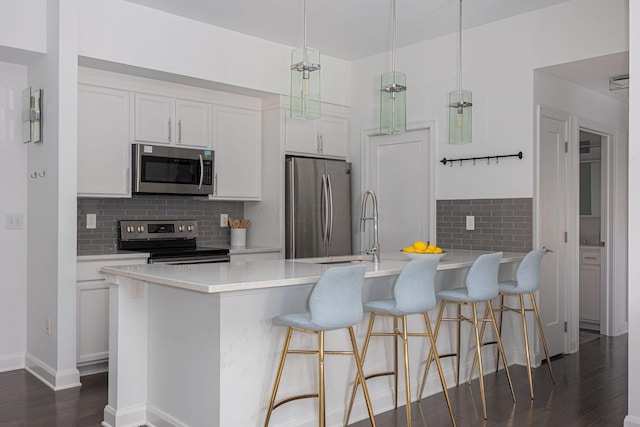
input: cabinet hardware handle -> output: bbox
[214,172,218,195]
[178,119,182,144]
[584,256,598,260]
[168,119,171,142]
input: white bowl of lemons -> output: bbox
[401,241,446,260]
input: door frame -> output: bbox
[576,118,618,337]
[360,120,437,252]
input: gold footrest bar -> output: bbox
[272,393,318,410]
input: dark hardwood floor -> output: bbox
[0,334,627,426]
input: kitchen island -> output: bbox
[101,250,525,427]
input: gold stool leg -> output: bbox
[265,327,294,427]
[345,313,376,425]
[318,331,325,427]
[456,303,462,386]
[487,303,516,403]
[394,316,399,408]
[496,294,505,371]
[419,301,446,400]
[471,303,488,420]
[519,294,534,399]
[468,304,491,386]
[530,292,556,384]
[423,312,457,427]
[400,316,412,426]
[348,326,377,427]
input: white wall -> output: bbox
[349,0,628,201]
[0,62,28,372]
[77,0,351,107]
[625,2,639,425]
[0,0,46,63]
[25,0,80,390]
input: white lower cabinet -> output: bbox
[579,247,602,330]
[76,255,148,374]
[210,105,262,200]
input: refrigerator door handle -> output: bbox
[320,173,328,246]
[326,173,334,245]
[287,159,296,258]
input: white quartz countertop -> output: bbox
[101,249,525,294]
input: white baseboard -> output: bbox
[102,404,147,427]
[78,360,108,377]
[24,353,81,391]
[0,352,25,373]
[147,405,189,427]
[625,415,640,427]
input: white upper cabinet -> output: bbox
[134,93,210,148]
[285,106,349,158]
[78,84,131,197]
[210,105,262,200]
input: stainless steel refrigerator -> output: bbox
[285,156,352,259]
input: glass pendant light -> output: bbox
[380,0,406,135]
[290,0,321,120]
[448,0,472,144]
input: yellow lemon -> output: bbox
[413,241,427,251]
[435,247,443,254]
[427,244,437,252]
[402,246,416,253]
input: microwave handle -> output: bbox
[198,154,204,190]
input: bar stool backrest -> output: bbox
[310,264,367,328]
[466,252,502,300]
[515,248,545,292]
[394,258,439,313]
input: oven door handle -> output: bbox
[198,154,204,190]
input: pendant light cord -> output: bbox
[457,0,463,92]
[303,0,307,48]
[392,0,397,73]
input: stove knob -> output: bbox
[178,225,185,232]
[126,226,133,233]
[187,225,193,232]
[137,226,144,233]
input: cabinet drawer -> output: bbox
[581,250,601,265]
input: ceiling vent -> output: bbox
[609,74,629,91]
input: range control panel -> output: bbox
[119,220,198,241]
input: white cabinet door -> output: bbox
[78,85,131,197]
[175,99,210,148]
[319,114,349,158]
[77,281,110,365]
[134,93,173,144]
[211,105,261,200]
[285,115,319,155]
[579,263,601,323]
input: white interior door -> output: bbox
[368,129,430,253]
[538,107,570,357]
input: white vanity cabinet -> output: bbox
[76,254,148,374]
[134,93,211,148]
[579,247,602,330]
[285,106,349,158]
[77,84,131,197]
[209,105,262,200]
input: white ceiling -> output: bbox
[123,0,628,102]
[126,0,574,60]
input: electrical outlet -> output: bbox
[220,213,228,227]
[5,213,24,230]
[466,215,475,231]
[132,282,144,299]
[86,213,97,229]
[45,318,51,336]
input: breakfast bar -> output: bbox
[100,250,525,427]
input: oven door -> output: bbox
[132,144,214,195]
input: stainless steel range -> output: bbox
[118,220,230,265]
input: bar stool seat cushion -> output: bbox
[436,287,476,303]
[498,280,530,294]
[363,299,408,316]
[273,312,340,331]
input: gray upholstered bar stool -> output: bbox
[344,258,456,427]
[493,248,557,399]
[418,252,516,421]
[263,264,376,427]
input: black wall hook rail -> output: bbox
[440,151,523,166]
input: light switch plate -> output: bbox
[220,213,228,227]
[5,213,24,230]
[466,215,475,231]
[86,213,97,229]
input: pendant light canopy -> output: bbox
[290,0,321,120]
[380,0,406,135]
[448,0,472,144]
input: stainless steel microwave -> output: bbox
[132,144,214,195]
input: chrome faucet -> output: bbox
[360,189,380,264]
